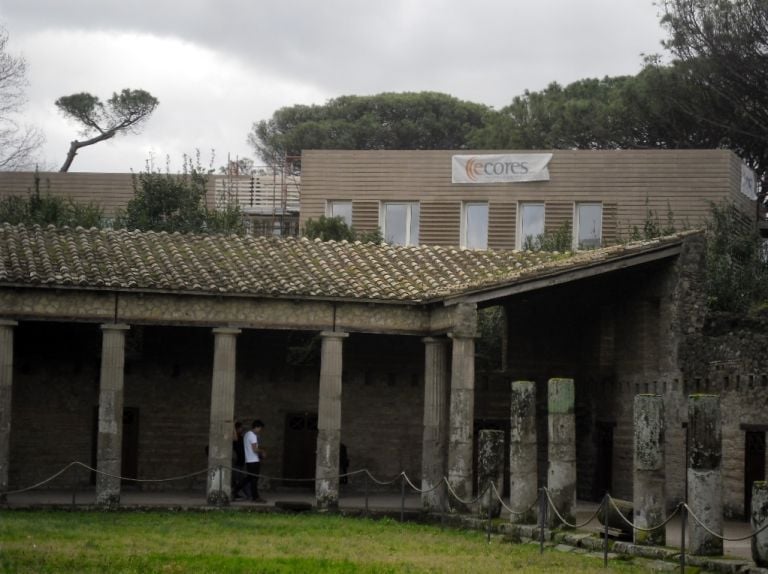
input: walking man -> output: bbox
[234,419,266,503]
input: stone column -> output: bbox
[96,323,130,507]
[509,380,537,524]
[547,377,576,526]
[315,331,348,509]
[478,429,504,518]
[0,320,18,501]
[206,327,240,505]
[633,394,666,545]
[421,337,449,511]
[687,394,723,556]
[446,334,476,511]
[752,481,768,567]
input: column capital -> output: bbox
[212,327,241,336]
[319,330,349,340]
[0,319,18,328]
[100,323,130,332]
[447,331,478,340]
[422,336,449,345]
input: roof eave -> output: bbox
[440,240,685,307]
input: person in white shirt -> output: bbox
[233,419,266,503]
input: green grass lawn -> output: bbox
[0,510,651,573]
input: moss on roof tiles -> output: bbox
[0,224,689,303]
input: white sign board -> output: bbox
[741,163,757,200]
[452,153,552,184]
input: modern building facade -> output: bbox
[300,149,756,250]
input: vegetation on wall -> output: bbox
[302,215,382,244]
[704,202,768,313]
[0,170,103,228]
[115,154,243,235]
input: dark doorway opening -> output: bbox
[283,412,317,488]
[90,406,140,485]
[592,421,614,500]
[744,430,766,520]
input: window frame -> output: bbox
[460,201,489,250]
[380,201,420,246]
[517,202,545,250]
[573,202,603,250]
[326,200,353,227]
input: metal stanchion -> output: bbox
[679,503,686,574]
[400,474,405,523]
[218,464,223,507]
[486,482,492,543]
[539,488,546,555]
[603,494,609,568]
[364,473,369,517]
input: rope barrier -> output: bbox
[542,487,603,529]
[606,494,682,533]
[6,460,768,557]
[489,482,539,518]
[442,476,488,506]
[684,502,768,542]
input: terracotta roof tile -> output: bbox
[0,224,689,303]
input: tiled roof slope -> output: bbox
[0,224,687,303]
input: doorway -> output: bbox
[592,421,614,500]
[744,430,766,520]
[282,412,318,488]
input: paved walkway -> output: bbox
[2,489,755,562]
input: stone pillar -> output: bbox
[633,394,666,545]
[687,394,723,556]
[315,331,348,509]
[446,337,476,510]
[0,320,18,501]
[509,380,537,524]
[206,327,240,505]
[752,481,768,567]
[96,323,130,507]
[478,429,504,518]
[421,337,449,511]
[547,377,576,526]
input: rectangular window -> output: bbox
[518,203,545,250]
[382,202,419,246]
[327,200,352,227]
[575,203,603,249]
[461,202,488,250]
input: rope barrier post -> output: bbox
[486,482,492,544]
[603,494,609,568]
[400,474,405,523]
[679,503,686,574]
[364,472,369,517]
[539,488,546,555]
[218,464,223,507]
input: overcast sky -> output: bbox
[1,0,668,173]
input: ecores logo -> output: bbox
[451,153,552,184]
[465,157,529,181]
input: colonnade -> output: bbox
[0,314,480,509]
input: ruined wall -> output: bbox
[678,311,768,518]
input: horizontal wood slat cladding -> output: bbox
[301,149,752,248]
[0,172,137,215]
[544,202,572,235]
[352,201,379,233]
[421,202,460,247]
[603,203,618,245]
[488,202,516,251]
